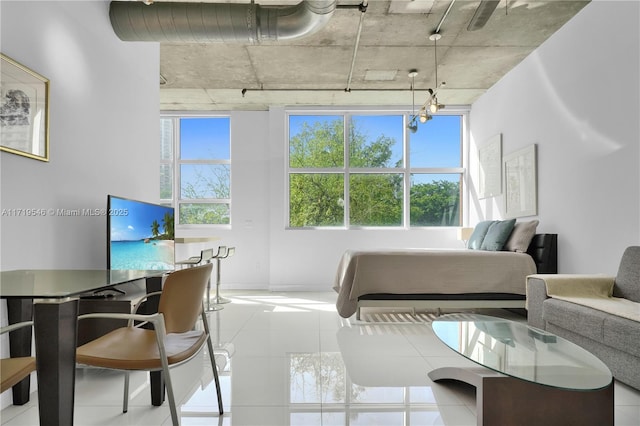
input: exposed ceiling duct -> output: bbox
[109,0,338,43]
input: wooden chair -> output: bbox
[1,321,36,394]
[76,264,223,425]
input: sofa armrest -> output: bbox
[526,276,550,329]
[525,274,616,329]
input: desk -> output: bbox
[0,269,167,426]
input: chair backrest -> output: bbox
[215,246,228,258]
[201,248,214,263]
[158,263,213,333]
[613,246,640,303]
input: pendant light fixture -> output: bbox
[407,69,420,133]
[407,31,446,132]
[428,31,445,114]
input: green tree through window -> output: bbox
[288,113,463,228]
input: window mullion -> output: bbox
[404,113,411,228]
[344,114,350,228]
[174,117,181,216]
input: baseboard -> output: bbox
[268,283,332,292]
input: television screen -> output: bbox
[107,195,175,270]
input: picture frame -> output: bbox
[503,144,537,218]
[478,133,502,199]
[1,53,49,162]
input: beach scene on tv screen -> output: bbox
[109,197,175,270]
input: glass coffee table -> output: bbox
[430,314,613,426]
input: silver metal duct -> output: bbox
[109,1,337,43]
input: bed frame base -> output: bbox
[356,299,526,321]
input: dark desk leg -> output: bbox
[143,276,165,406]
[33,299,79,426]
[7,298,33,405]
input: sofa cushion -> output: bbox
[613,246,640,303]
[603,315,640,358]
[542,298,607,342]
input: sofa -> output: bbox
[526,246,640,390]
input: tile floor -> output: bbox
[1,291,639,426]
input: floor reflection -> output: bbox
[5,292,636,425]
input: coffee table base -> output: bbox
[429,367,613,426]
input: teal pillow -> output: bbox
[467,220,495,250]
[481,219,517,251]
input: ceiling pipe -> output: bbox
[345,1,368,92]
[109,0,337,43]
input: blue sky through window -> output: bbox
[180,117,230,160]
[410,115,461,167]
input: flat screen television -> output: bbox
[107,195,175,270]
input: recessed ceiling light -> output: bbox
[388,0,435,14]
[364,70,398,81]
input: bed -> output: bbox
[333,233,557,319]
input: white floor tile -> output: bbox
[2,291,639,426]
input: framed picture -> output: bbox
[1,53,49,162]
[503,144,537,218]
[478,133,502,199]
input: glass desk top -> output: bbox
[431,314,612,391]
[0,269,168,299]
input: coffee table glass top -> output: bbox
[0,269,168,299]
[431,314,612,390]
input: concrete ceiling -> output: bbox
[148,0,590,111]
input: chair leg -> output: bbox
[162,365,179,426]
[123,371,130,413]
[202,308,224,415]
[207,335,224,415]
[154,323,180,426]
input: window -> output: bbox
[160,116,231,225]
[287,111,464,228]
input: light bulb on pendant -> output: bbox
[419,108,429,123]
[429,99,439,113]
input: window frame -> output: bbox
[160,113,232,228]
[285,108,467,229]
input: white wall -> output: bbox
[469,1,640,274]
[0,0,159,407]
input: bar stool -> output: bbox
[204,246,227,311]
[213,246,234,305]
[176,249,221,312]
[175,248,213,269]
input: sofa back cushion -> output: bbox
[613,246,640,303]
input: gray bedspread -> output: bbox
[333,248,537,318]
